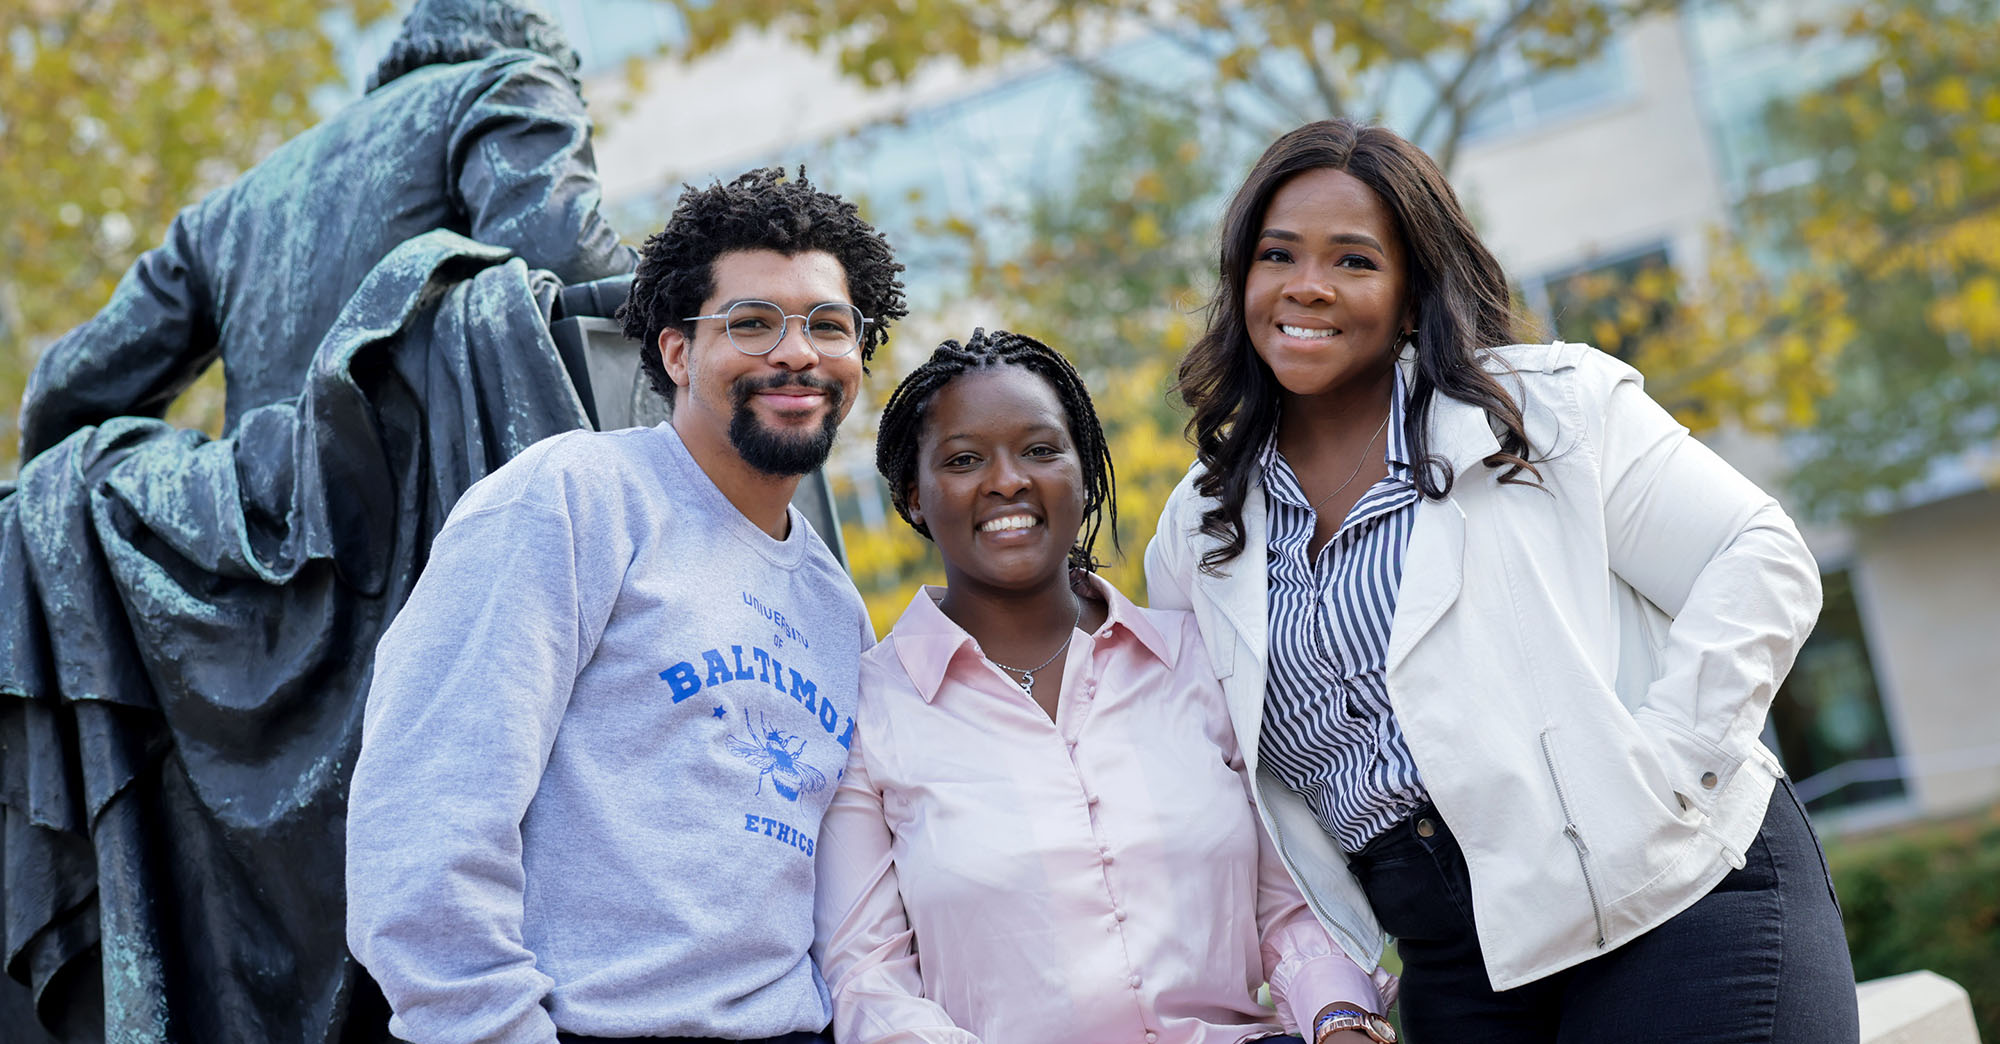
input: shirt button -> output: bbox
[1147,1033,1158,1043]
[1128,974,1142,989]
[1100,847,1115,864]
[1415,817,1437,838]
[1086,792,1101,805]
[1114,908,1127,922]
[1701,771,1719,789]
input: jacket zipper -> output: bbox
[1254,774,1376,964]
[1540,730,1608,949]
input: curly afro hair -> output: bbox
[619,167,908,402]
[874,328,1118,573]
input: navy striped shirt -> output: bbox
[1258,369,1429,852]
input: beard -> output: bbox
[727,371,846,476]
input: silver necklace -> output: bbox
[985,595,1083,697]
[1308,407,1393,516]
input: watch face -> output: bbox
[1365,1013,1398,1043]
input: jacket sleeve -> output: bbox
[345,478,616,1044]
[1255,817,1395,1029]
[448,56,637,285]
[1144,475,1198,613]
[18,210,218,460]
[1592,365,1821,814]
[812,722,984,1044]
[1181,613,1386,1028]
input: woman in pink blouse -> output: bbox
[812,329,1391,1044]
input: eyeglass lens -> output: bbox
[724,301,862,357]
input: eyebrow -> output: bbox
[934,423,1069,444]
[1259,229,1387,252]
[714,297,851,311]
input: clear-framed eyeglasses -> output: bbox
[683,300,872,358]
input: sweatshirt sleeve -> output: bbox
[1593,368,1821,815]
[447,56,636,285]
[345,486,615,1044]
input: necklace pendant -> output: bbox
[1016,672,1035,695]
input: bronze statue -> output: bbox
[1,2,634,1040]
[16,0,634,460]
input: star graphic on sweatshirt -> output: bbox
[712,706,727,719]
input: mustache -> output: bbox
[729,371,845,407]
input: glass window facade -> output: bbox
[1459,41,1634,143]
[1522,243,1674,359]
[1773,570,1907,813]
[1683,0,1873,196]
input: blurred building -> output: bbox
[543,0,2000,829]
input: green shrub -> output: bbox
[1825,802,2000,1041]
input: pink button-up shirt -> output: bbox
[812,576,1380,1044]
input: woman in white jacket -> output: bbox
[1145,118,1859,1044]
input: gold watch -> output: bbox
[1313,1008,1398,1044]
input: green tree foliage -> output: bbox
[660,0,1679,171]
[1827,802,2000,1040]
[0,0,395,474]
[1747,0,2000,517]
[1601,0,2000,518]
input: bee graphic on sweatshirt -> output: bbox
[725,712,828,802]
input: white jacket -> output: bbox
[1145,342,1820,992]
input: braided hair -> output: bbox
[875,329,1119,572]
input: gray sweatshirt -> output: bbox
[346,423,871,1044]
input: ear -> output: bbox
[904,480,924,527]
[659,326,692,389]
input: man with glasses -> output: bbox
[346,168,906,1044]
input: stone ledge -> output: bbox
[1859,970,1981,1044]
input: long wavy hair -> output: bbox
[1176,118,1540,573]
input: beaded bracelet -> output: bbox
[1313,1008,1367,1041]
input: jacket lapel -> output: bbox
[1388,498,1466,672]
[1205,479,1272,770]
[1385,390,1494,671]
[1194,383,1500,747]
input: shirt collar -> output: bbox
[888,572,1178,703]
[1258,363,1415,506]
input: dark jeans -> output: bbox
[556,1024,828,1032]
[1348,777,1860,1043]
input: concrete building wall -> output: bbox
[589,35,935,204]
[1850,487,2000,817]
[1452,16,1729,285]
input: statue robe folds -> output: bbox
[0,230,594,1043]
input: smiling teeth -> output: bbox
[979,515,1039,532]
[1281,325,1337,339]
